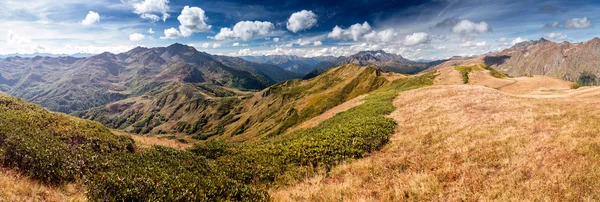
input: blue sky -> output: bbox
[2,0,600,60]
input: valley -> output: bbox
[2,38,600,201]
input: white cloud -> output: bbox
[129,33,145,41]
[313,41,322,46]
[133,0,170,22]
[81,11,100,26]
[546,32,567,41]
[227,42,426,59]
[212,43,221,48]
[178,6,211,37]
[286,10,318,33]
[159,27,182,39]
[565,17,593,29]
[364,28,397,42]
[158,6,211,39]
[452,20,490,34]
[497,37,508,42]
[327,22,372,41]
[511,37,528,45]
[273,37,280,42]
[231,42,249,47]
[403,32,430,46]
[34,44,50,53]
[140,13,160,22]
[7,30,31,45]
[328,26,344,39]
[148,28,155,34]
[434,46,447,50]
[214,21,275,41]
[201,43,210,48]
[459,41,487,48]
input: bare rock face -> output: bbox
[485,37,600,81]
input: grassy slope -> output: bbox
[273,75,600,201]
[0,168,85,201]
[0,67,439,201]
[222,64,388,141]
[76,64,387,143]
[85,70,438,201]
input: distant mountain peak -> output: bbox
[167,43,193,50]
[356,50,387,55]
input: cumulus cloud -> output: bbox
[178,6,211,37]
[7,30,31,45]
[148,28,155,34]
[133,0,170,22]
[81,11,100,26]
[196,43,221,49]
[214,21,275,41]
[140,13,160,22]
[497,37,508,42]
[273,37,280,42]
[327,22,372,41]
[364,28,397,42]
[228,42,427,59]
[403,32,430,46]
[129,33,145,41]
[160,27,182,39]
[34,44,50,53]
[286,10,318,33]
[313,41,322,46]
[543,21,559,29]
[546,32,567,41]
[159,6,211,39]
[459,41,487,48]
[565,17,593,29]
[452,20,491,34]
[233,42,249,47]
[511,37,528,45]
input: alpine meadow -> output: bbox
[2,0,600,201]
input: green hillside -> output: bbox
[0,67,439,201]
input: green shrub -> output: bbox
[577,71,598,86]
[572,83,582,89]
[0,94,135,184]
[454,66,473,84]
[1,71,439,201]
[481,64,508,78]
[193,71,439,186]
[85,146,267,201]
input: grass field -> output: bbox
[272,84,600,201]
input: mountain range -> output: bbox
[0,43,302,114]
[485,37,600,81]
[241,50,446,76]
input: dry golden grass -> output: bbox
[271,85,600,201]
[111,130,191,150]
[0,168,86,202]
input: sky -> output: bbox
[2,0,600,60]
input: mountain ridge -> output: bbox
[0,44,301,114]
